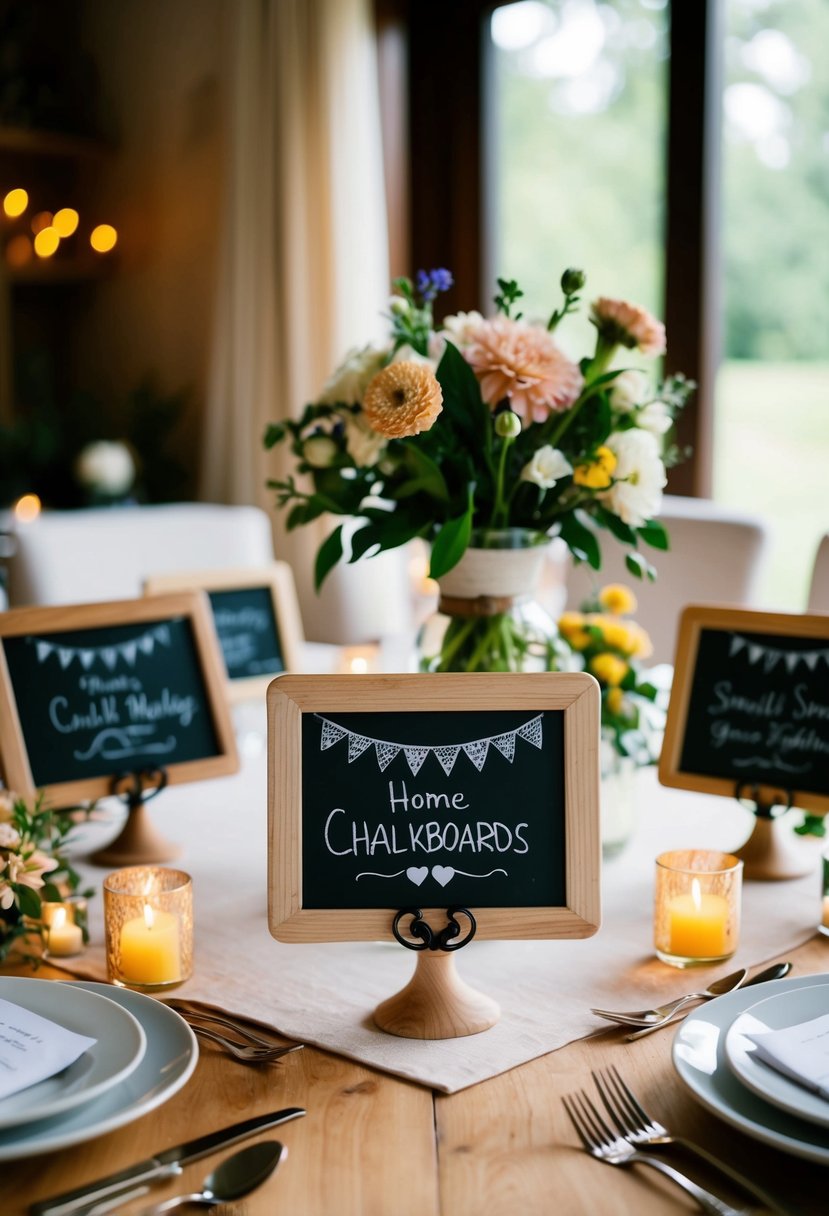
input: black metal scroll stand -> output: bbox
[90,767,181,868]
[373,906,499,1040]
[734,782,811,881]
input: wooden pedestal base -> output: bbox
[90,802,181,868]
[735,814,814,881]
[374,950,500,1039]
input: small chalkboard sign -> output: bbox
[268,673,601,942]
[144,564,304,701]
[0,593,239,808]
[660,606,829,813]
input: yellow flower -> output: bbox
[558,611,591,651]
[362,361,443,438]
[605,687,625,715]
[598,584,637,616]
[572,445,617,489]
[598,619,635,654]
[589,652,629,686]
[627,622,654,659]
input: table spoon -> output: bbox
[624,962,792,1041]
[137,1140,286,1214]
[591,967,748,1027]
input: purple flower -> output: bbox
[415,268,454,303]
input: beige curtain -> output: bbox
[203,0,411,641]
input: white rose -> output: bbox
[610,369,650,414]
[440,311,485,348]
[317,345,387,406]
[520,446,573,490]
[75,441,135,495]
[636,400,672,436]
[302,434,339,468]
[0,822,20,849]
[599,429,666,527]
[344,413,387,468]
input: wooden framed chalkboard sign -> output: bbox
[0,594,238,860]
[660,606,829,878]
[144,564,304,701]
[268,672,600,1038]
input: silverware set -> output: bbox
[164,1001,304,1064]
[563,1066,791,1215]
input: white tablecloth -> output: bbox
[61,704,824,1094]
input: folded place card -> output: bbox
[0,998,97,1102]
[746,1012,829,1102]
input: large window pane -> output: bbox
[489,0,669,357]
[714,0,829,609]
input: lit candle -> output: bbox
[119,903,182,985]
[822,896,829,933]
[46,906,84,957]
[667,878,729,958]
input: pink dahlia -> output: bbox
[463,317,583,423]
[590,297,666,357]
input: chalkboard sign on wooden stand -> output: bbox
[144,564,304,701]
[267,672,600,1039]
[0,594,239,864]
[660,605,829,880]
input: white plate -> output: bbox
[0,982,198,1160]
[673,973,829,1164]
[0,977,146,1129]
[724,984,829,1129]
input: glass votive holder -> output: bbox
[819,848,829,937]
[42,897,87,959]
[654,849,743,968]
[104,867,193,990]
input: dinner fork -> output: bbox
[562,1090,748,1215]
[187,1024,303,1063]
[592,1066,793,1215]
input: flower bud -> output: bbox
[494,410,521,439]
[561,267,586,295]
[389,295,411,317]
[303,434,339,468]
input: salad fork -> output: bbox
[186,1024,303,1063]
[593,1066,793,1215]
[562,1090,747,1215]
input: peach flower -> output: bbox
[590,297,666,357]
[463,317,583,423]
[362,361,443,438]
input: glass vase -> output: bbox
[600,732,637,860]
[416,528,565,673]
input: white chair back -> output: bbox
[563,495,771,664]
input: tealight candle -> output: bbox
[45,906,84,958]
[104,867,193,990]
[654,850,742,968]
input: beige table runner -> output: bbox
[61,737,823,1094]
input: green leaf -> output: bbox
[399,445,450,501]
[287,499,327,530]
[429,500,473,580]
[638,519,670,551]
[559,515,601,570]
[435,341,490,445]
[635,681,659,701]
[314,525,344,589]
[41,883,63,904]
[16,886,42,919]
[263,423,286,449]
[350,516,426,562]
[594,505,637,546]
[625,551,657,581]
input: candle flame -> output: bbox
[143,903,155,930]
[691,878,702,911]
[52,907,67,930]
[350,657,369,674]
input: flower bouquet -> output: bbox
[0,791,90,964]
[264,268,693,671]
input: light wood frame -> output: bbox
[0,593,239,807]
[144,564,304,702]
[660,605,829,813]
[268,672,601,943]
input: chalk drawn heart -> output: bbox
[406,866,428,887]
[432,865,455,888]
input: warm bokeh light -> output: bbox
[31,210,53,235]
[33,227,60,258]
[5,234,33,268]
[90,223,117,253]
[13,494,42,523]
[3,188,28,218]
[53,207,79,237]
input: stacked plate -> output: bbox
[673,972,829,1163]
[0,977,197,1160]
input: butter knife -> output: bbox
[30,1107,306,1216]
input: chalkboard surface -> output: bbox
[301,709,565,910]
[207,587,284,680]
[268,673,601,943]
[0,595,239,806]
[660,606,829,811]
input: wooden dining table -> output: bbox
[4,932,828,1216]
